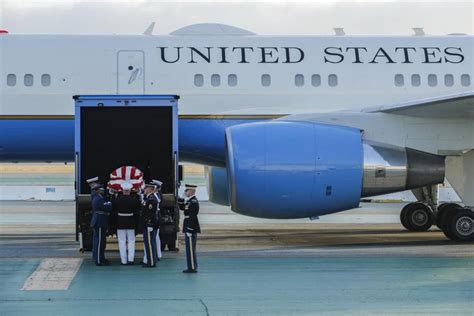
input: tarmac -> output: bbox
[0,201,473,315]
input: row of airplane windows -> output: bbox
[6,74,51,87]
[394,74,471,87]
[6,73,472,89]
[194,74,339,87]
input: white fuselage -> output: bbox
[1,33,472,116]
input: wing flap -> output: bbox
[363,91,474,119]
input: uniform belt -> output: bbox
[184,216,190,219]
[96,211,109,216]
[118,213,134,217]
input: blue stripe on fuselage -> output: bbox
[0,118,266,164]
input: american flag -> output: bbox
[107,165,144,192]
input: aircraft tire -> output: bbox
[443,208,474,242]
[436,203,461,229]
[401,202,434,232]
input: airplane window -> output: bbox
[228,74,238,87]
[41,74,51,87]
[211,74,221,87]
[24,74,34,87]
[6,74,16,86]
[444,74,454,87]
[328,74,338,87]
[311,74,321,87]
[428,74,437,87]
[394,74,404,87]
[194,74,204,87]
[261,74,271,87]
[295,74,304,87]
[411,74,421,87]
[461,74,471,87]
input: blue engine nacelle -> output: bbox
[225,121,364,219]
[205,166,230,206]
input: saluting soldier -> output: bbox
[90,183,112,266]
[140,181,159,268]
[179,184,201,273]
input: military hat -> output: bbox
[185,184,197,191]
[144,181,156,189]
[91,183,104,191]
[86,176,99,184]
[151,180,163,188]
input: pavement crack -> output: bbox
[199,298,210,316]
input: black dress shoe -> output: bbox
[120,263,128,266]
[127,261,134,265]
[182,269,197,273]
[95,263,103,266]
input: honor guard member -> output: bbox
[90,183,112,266]
[113,182,140,265]
[179,184,201,273]
[141,181,159,268]
[152,180,163,260]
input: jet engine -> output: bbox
[225,121,445,219]
[205,166,230,206]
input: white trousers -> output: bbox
[117,229,135,264]
[143,228,162,263]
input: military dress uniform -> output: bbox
[180,190,200,273]
[141,186,159,267]
[153,180,163,260]
[90,184,112,266]
[113,183,140,265]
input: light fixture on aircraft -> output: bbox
[333,28,345,36]
[412,27,425,36]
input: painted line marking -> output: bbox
[22,258,83,291]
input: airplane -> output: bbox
[0,23,473,241]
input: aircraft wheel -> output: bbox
[443,208,474,241]
[436,203,461,229]
[400,202,434,232]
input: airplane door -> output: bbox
[117,51,145,94]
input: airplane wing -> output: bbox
[362,91,474,119]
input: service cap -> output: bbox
[86,176,99,184]
[152,180,163,188]
[144,181,156,189]
[185,184,197,191]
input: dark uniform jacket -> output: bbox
[140,193,159,230]
[91,193,112,228]
[113,194,140,230]
[180,196,201,234]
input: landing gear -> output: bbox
[400,201,474,241]
[400,202,434,232]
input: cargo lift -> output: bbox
[73,95,181,251]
